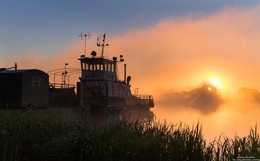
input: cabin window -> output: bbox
[96,64,101,70]
[109,64,112,72]
[82,63,87,70]
[89,64,94,71]
[84,63,88,70]
[92,64,96,71]
[107,64,110,71]
[103,64,106,71]
[104,63,115,72]
[111,64,114,72]
[33,76,41,86]
[81,63,83,70]
[106,64,108,71]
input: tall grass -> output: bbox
[0,113,260,161]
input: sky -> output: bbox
[2,0,260,141]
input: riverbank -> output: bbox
[0,112,259,161]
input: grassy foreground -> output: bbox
[0,113,259,161]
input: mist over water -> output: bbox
[153,86,260,142]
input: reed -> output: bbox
[0,112,260,161]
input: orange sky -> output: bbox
[8,5,260,141]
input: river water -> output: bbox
[152,102,260,142]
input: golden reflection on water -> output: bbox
[152,103,260,142]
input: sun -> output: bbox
[209,77,223,89]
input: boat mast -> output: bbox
[97,33,109,57]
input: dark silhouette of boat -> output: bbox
[0,33,154,122]
[77,33,154,121]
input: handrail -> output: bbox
[49,83,75,89]
[135,94,154,100]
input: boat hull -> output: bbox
[80,96,154,122]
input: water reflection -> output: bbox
[152,103,260,142]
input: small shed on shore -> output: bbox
[0,69,49,109]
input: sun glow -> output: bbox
[209,77,223,89]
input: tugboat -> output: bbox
[77,33,154,121]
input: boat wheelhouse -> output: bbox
[78,33,154,121]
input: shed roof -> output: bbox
[0,69,48,75]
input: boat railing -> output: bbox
[49,83,75,89]
[135,94,154,100]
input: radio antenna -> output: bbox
[79,32,92,54]
[97,33,109,57]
